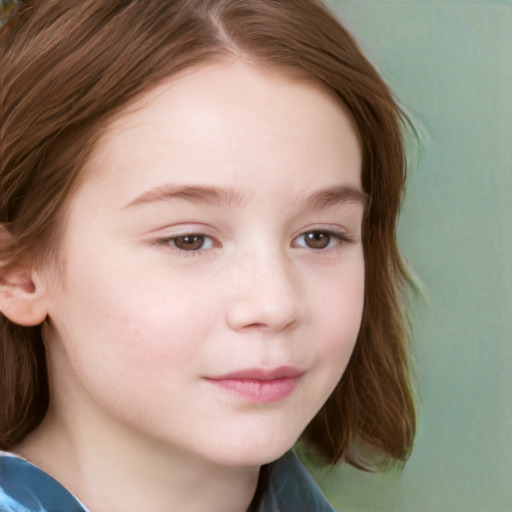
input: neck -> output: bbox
[15,407,260,512]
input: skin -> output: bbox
[12,59,365,512]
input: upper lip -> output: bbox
[208,366,305,381]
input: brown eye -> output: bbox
[172,235,207,251]
[302,231,332,249]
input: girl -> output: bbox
[0,1,415,511]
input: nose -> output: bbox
[225,249,305,333]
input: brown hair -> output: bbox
[0,0,415,468]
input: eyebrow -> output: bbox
[123,183,368,212]
[123,184,249,210]
[295,185,368,213]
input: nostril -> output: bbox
[226,293,303,333]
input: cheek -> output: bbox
[47,273,218,434]
[49,253,216,394]
[308,262,365,377]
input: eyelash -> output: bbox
[153,233,218,257]
[153,228,354,257]
[293,228,355,251]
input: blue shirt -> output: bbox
[0,450,337,511]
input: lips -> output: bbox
[211,366,304,381]
[205,366,304,403]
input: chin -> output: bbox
[204,433,299,468]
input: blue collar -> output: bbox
[1,450,336,511]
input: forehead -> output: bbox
[79,58,362,201]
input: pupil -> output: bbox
[175,235,204,250]
[306,232,330,249]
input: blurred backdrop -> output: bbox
[308,1,512,511]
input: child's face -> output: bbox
[42,60,365,466]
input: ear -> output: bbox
[0,225,49,326]
[0,265,49,326]
[0,224,48,326]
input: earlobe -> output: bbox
[0,268,48,326]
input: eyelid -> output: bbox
[170,234,215,249]
[147,223,357,256]
[292,226,357,250]
[150,225,222,255]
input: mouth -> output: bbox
[205,366,304,403]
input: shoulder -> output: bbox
[0,451,89,512]
[255,450,338,512]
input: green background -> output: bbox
[309,1,512,511]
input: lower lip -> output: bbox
[206,377,300,403]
